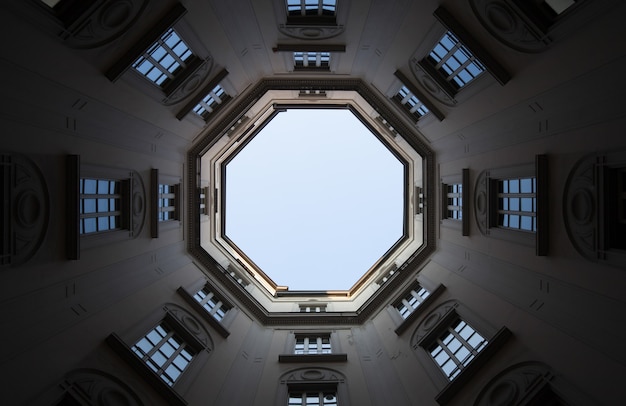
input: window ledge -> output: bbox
[434,326,512,405]
[395,284,445,336]
[177,287,230,338]
[278,353,347,363]
[106,333,188,406]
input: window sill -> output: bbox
[434,326,512,405]
[279,353,347,363]
[106,333,188,406]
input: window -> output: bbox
[295,335,332,354]
[564,150,626,267]
[427,31,485,91]
[299,304,326,313]
[441,169,469,235]
[279,368,346,405]
[475,156,547,255]
[67,157,146,259]
[411,301,511,403]
[79,178,125,235]
[131,322,196,387]
[199,187,208,215]
[287,0,337,17]
[279,332,346,362]
[132,28,194,88]
[158,184,178,222]
[193,286,231,321]
[395,285,430,319]
[410,7,509,105]
[288,391,338,406]
[428,318,487,380]
[393,85,429,121]
[294,52,331,70]
[444,183,463,220]
[494,177,536,232]
[192,84,229,119]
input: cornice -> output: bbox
[187,77,436,326]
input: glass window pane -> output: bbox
[83,199,96,213]
[98,216,109,231]
[98,198,109,212]
[520,178,533,193]
[521,216,533,230]
[83,179,97,194]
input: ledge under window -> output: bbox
[279,353,347,363]
[106,333,188,406]
[434,327,512,405]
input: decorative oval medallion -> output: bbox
[488,380,519,405]
[99,0,133,30]
[302,370,324,380]
[99,387,132,406]
[183,315,201,333]
[571,189,593,224]
[16,190,41,227]
[486,3,516,33]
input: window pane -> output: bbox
[83,179,97,194]
[520,178,533,193]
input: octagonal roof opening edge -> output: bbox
[221,106,407,292]
[188,78,435,320]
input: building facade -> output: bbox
[1,0,626,404]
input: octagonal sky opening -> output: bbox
[223,108,405,291]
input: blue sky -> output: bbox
[225,109,404,290]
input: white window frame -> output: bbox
[427,30,485,91]
[494,177,537,232]
[444,183,463,221]
[393,85,429,121]
[193,286,231,322]
[79,178,125,235]
[394,284,430,319]
[286,0,337,17]
[411,300,511,404]
[427,318,488,380]
[131,322,196,387]
[132,27,195,88]
[192,84,229,119]
[288,390,338,406]
[293,52,331,70]
[294,334,332,354]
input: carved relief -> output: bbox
[62,0,149,49]
[1,153,49,266]
[61,368,144,405]
[164,303,214,351]
[410,300,457,347]
[563,155,597,262]
[280,367,345,384]
[469,0,552,53]
[409,58,456,107]
[163,57,215,106]
[130,170,146,238]
[474,362,555,406]
[475,170,489,236]
[278,24,345,40]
